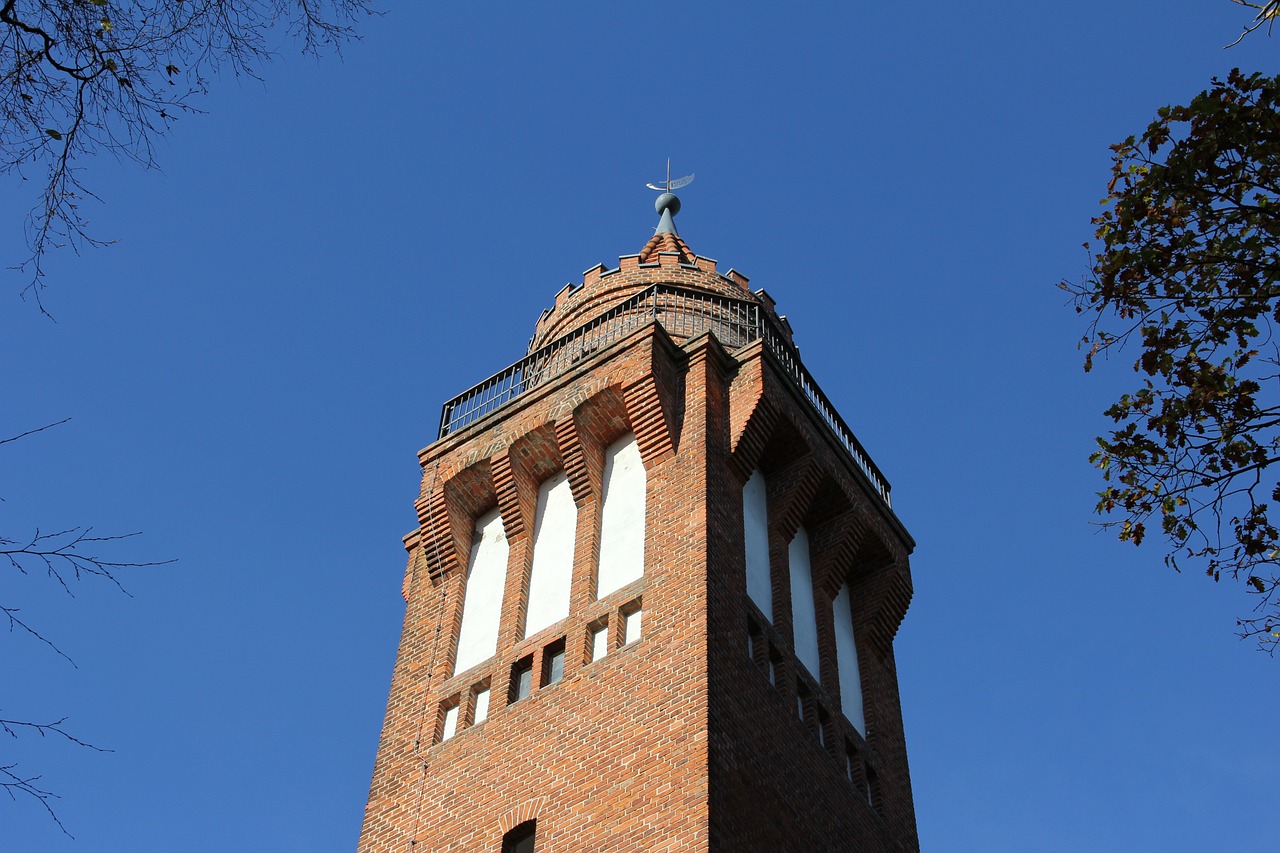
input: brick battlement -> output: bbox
[530,250,756,352]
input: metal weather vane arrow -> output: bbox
[646,158,694,192]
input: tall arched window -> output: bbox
[453,509,509,675]
[596,433,646,599]
[833,581,866,734]
[742,470,773,622]
[788,526,821,680]
[524,471,577,638]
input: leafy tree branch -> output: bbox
[1065,69,1280,654]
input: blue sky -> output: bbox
[4,2,1279,850]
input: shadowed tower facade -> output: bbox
[359,188,919,851]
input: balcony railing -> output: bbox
[437,284,892,508]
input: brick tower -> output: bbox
[359,183,919,852]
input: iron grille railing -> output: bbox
[437,284,892,508]
[758,326,892,507]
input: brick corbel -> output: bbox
[770,455,821,544]
[623,376,672,467]
[729,394,779,483]
[867,555,915,651]
[416,485,459,585]
[808,506,867,601]
[490,451,532,543]
[418,460,503,586]
[554,416,593,506]
[626,327,689,468]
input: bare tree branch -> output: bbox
[1,716,110,838]
[1,0,376,316]
[0,417,71,447]
[1228,0,1280,48]
[2,422,171,832]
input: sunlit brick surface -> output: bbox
[360,269,918,851]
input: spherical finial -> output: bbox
[655,192,681,216]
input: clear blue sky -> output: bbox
[4,2,1278,850]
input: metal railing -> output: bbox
[437,284,892,508]
[758,326,893,507]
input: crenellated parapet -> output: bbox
[530,250,755,351]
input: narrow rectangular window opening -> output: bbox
[510,656,533,704]
[473,686,490,725]
[747,618,763,665]
[622,602,642,646]
[768,648,783,688]
[589,620,610,663]
[865,765,879,813]
[543,639,566,687]
[440,702,459,742]
[817,708,830,749]
[796,683,810,722]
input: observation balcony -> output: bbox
[436,284,894,510]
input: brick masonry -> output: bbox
[359,253,918,852]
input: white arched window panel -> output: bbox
[788,526,821,680]
[833,581,866,734]
[523,471,577,638]
[742,470,773,622]
[453,509,510,676]
[596,433,646,599]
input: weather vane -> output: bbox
[646,158,694,193]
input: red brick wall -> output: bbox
[359,316,918,851]
[707,341,919,852]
